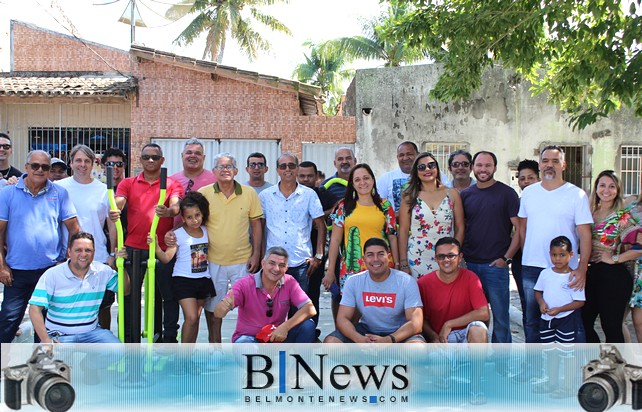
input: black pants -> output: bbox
[124,247,178,343]
[582,262,633,343]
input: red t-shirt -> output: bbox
[417,268,488,333]
[116,173,184,250]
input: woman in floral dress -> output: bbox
[322,163,398,292]
[398,152,464,279]
[582,170,640,343]
[622,195,642,341]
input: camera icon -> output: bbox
[578,344,642,411]
[3,346,75,412]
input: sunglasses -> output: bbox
[417,162,438,171]
[248,162,266,169]
[277,163,298,170]
[104,161,124,168]
[451,161,471,168]
[141,154,162,161]
[186,179,194,193]
[0,144,11,150]
[266,298,274,317]
[28,162,51,172]
[435,253,458,261]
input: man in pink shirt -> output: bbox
[214,246,316,343]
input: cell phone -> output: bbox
[329,282,340,296]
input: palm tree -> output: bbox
[166,0,291,63]
[293,41,354,115]
[329,2,425,67]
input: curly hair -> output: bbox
[179,191,210,223]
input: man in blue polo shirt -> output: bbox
[0,150,80,343]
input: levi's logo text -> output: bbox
[362,292,396,308]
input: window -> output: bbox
[29,127,130,164]
[621,145,642,197]
[423,142,469,171]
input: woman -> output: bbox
[582,170,639,343]
[398,152,464,279]
[322,164,398,292]
[623,194,642,342]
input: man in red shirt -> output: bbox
[112,143,184,343]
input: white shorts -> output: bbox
[203,262,248,312]
[447,321,488,343]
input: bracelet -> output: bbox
[388,334,396,343]
[399,264,410,270]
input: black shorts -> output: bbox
[99,290,115,309]
[172,276,216,301]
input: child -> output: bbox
[151,192,215,343]
[533,235,585,398]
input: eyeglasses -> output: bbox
[248,162,266,169]
[435,253,459,261]
[141,154,162,161]
[28,162,51,172]
[215,164,235,171]
[104,161,124,168]
[417,162,437,171]
[186,179,194,193]
[277,163,298,170]
[451,161,471,168]
[266,298,273,317]
[0,144,11,150]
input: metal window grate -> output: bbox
[423,142,469,170]
[28,127,130,164]
[621,145,642,197]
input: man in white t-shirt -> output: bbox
[518,145,592,343]
[377,141,418,213]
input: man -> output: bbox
[0,133,22,180]
[214,246,316,343]
[113,143,184,343]
[319,147,356,216]
[518,145,592,343]
[460,151,520,343]
[49,158,68,181]
[245,152,273,194]
[447,149,476,192]
[102,148,127,188]
[297,160,325,326]
[260,153,326,293]
[324,237,424,343]
[0,150,80,343]
[28,232,130,344]
[193,153,263,343]
[377,141,419,212]
[170,138,216,194]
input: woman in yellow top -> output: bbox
[322,164,398,292]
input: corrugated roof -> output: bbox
[130,45,323,116]
[0,72,136,97]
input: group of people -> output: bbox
[1,133,641,359]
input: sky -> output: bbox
[0,0,385,80]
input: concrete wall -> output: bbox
[352,64,642,190]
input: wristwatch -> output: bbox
[613,254,620,263]
[314,253,324,261]
[502,256,513,265]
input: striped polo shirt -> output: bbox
[29,261,118,335]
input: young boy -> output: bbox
[533,235,585,398]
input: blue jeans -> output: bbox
[521,265,545,343]
[234,319,316,343]
[286,261,310,293]
[0,268,49,343]
[467,262,511,343]
[54,328,123,369]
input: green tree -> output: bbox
[329,2,425,67]
[293,41,354,115]
[389,0,642,129]
[167,0,292,63]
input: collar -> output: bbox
[213,180,242,194]
[254,270,284,290]
[134,172,160,185]
[17,174,51,197]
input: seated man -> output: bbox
[29,231,130,344]
[324,237,424,344]
[418,236,489,343]
[214,246,316,343]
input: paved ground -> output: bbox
[3,275,638,343]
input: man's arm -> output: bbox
[155,195,180,218]
[438,306,490,343]
[336,304,369,343]
[29,305,52,344]
[0,220,11,287]
[109,196,127,221]
[248,218,262,273]
[106,217,117,267]
[63,217,80,251]
[271,302,316,342]
[214,290,236,319]
[519,217,527,250]
[491,216,521,268]
[306,216,327,276]
[422,318,440,343]
[569,223,592,290]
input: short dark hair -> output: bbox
[517,159,539,175]
[0,132,10,142]
[141,143,163,156]
[363,237,389,253]
[102,148,126,165]
[264,246,289,261]
[448,149,472,168]
[540,145,565,161]
[69,231,95,248]
[435,236,461,253]
[247,152,267,166]
[299,161,317,174]
[472,151,497,166]
[398,141,418,152]
[550,236,572,252]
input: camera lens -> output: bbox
[33,373,75,412]
[578,374,620,412]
